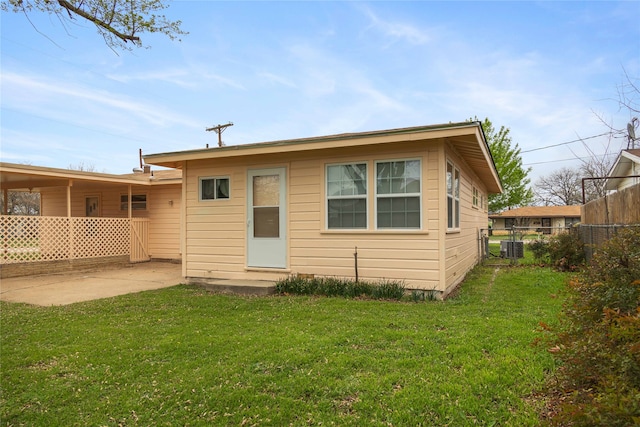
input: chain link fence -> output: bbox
[481,224,640,265]
[577,224,640,262]
[480,226,573,265]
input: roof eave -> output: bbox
[145,121,503,194]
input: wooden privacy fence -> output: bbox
[581,183,640,225]
[1,216,150,264]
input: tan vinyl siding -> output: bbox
[443,145,489,295]
[41,185,150,218]
[147,185,181,260]
[288,148,441,289]
[40,183,182,261]
[182,142,445,289]
[184,161,247,279]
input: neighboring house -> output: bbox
[604,148,640,192]
[0,162,182,277]
[144,121,502,297]
[582,148,640,226]
[489,205,581,234]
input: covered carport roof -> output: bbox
[0,162,180,191]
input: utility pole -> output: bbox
[206,122,234,147]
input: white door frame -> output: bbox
[247,167,287,268]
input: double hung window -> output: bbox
[326,163,367,229]
[447,162,460,229]
[472,186,479,208]
[376,160,421,229]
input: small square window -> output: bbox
[200,177,230,201]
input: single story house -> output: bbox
[1,162,182,277]
[144,121,502,297]
[604,148,640,192]
[489,205,581,234]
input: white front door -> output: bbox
[247,168,287,268]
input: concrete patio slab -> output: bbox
[0,262,183,306]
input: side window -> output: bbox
[120,194,147,211]
[326,163,367,229]
[200,177,230,201]
[472,186,479,208]
[447,162,460,229]
[376,159,421,229]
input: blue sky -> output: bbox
[1,1,639,182]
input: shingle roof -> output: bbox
[489,205,581,219]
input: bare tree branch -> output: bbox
[2,0,186,50]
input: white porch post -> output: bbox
[67,179,73,259]
[66,180,72,217]
[128,185,132,219]
[2,189,7,215]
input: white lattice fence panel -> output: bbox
[1,216,132,264]
[70,218,130,259]
[39,217,71,261]
[2,216,56,264]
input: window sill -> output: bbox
[245,267,291,273]
[321,229,429,235]
[446,228,461,234]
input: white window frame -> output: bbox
[199,176,231,201]
[472,186,479,209]
[120,193,147,211]
[375,158,422,230]
[326,162,368,230]
[447,162,460,230]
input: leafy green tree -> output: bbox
[475,117,534,212]
[2,0,186,50]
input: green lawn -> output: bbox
[1,266,566,426]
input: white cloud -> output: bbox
[107,66,246,90]
[257,71,297,89]
[361,6,431,46]
[1,72,201,129]
[107,69,195,88]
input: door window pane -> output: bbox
[253,175,280,207]
[254,207,280,238]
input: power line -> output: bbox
[521,132,611,153]
[1,107,150,143]
[524,152,618,166]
